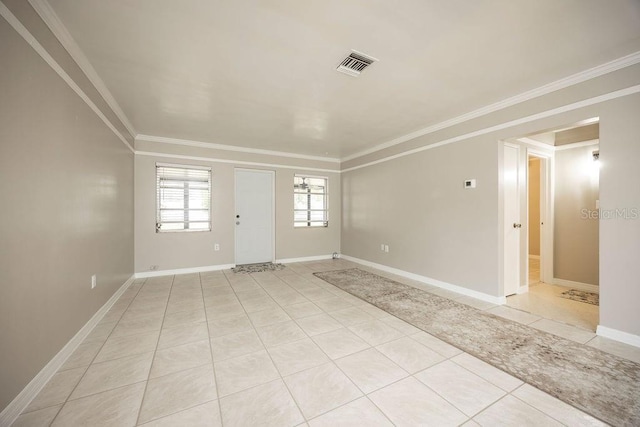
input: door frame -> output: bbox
[526,149,554,287]
[233,168,276,265]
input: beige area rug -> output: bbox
[231,262,285,274]
[314,268,640,426]
[560,289,600,306]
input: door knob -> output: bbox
[513,223,522,228]
[236,215,240,218]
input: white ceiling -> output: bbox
[45,0,640,159]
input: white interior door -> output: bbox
[504,144,521,296]
[235,169,274,265]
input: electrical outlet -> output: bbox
[214,243,220,251]
[91,274,97,289]
[150,265,158,271]
[384,245,389,253]
[380,244,385,251]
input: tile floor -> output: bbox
[509,257,599,332]
[14,259,640,426]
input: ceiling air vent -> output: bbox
[336,50,378,77]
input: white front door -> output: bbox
[504,143,521,296]
[235,169,274,265]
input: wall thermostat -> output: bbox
[464,179,476,189]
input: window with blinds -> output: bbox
[294,175,328,227]
[156,163,211,232]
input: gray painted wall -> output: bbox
[134,153,341,273]
[0,17,134,411]
[599,94,640,337]
[554,145,599,285]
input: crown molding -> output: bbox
[342,51,640,162]
[342,85,640,173]
[136,134,341,163]
[554,139,599,151]
[28,0,137,138]
[0,2,134,153]
[135,150,340,174]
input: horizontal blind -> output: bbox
[156,164,211,232]
[294,175,328,227]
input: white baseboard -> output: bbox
[517,285,530,294]
[528,254,540,260]
[135,263,235,279]
[276,254,335,264]
[552,278,599,294]
[0,275,135,427]
[596,325,640,348]
[340,255,506,305]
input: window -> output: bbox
[294,175,328,227]
[156,163,211,232]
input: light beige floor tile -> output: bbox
[139,400,221,427]
[25,367,85,412]
[282,301,323,319]
[415,360,506,417]
[163,308,206,329]
[473,395,562,426]
[410,331,463,358]
[59,341,103,371]
[150,339,212,378]
[110,314,163,338]
[256,320,307,347]
[158,321,208,349]
[586,336,640,363]
[336,348,408,393]
[52,382,145,427]
[206,302,245,320]
[329,307,376,327]
[512,384,607,426]
[139,364,217,424]
[83,320,118,344]
[296,313,343,336]
[70,352,153,399]
[207,313,253,338]
[381,316,422,335]
[94,330,159,363]
[312,328,369,359]
[239,296,279,313]
[270,291,309,306]
[348,320,405,346]
[284,363,362,419]
[165,298,204,314]
[485,305,542,325]
[14,404,61,427]
[247,306,291,327]
[268,338,329,376]
[451,353,523,392]
[313,297,353,312]
[204,293,239,308]
[308,397,393,427]
[369,377,467,426]
[376,337,445,373]
[529,318,596,344]
[214,350,280,397]
[219,379,303,426]
[210,330,264,361]
[298,288,335,301]
[358,304,393,320]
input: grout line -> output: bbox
[45,279,145,425]
[134,275,174,425]
[200,271,225,427]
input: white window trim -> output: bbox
[156,163,212,233]
[294,174,329,228]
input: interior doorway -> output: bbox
[503,120,600,331]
